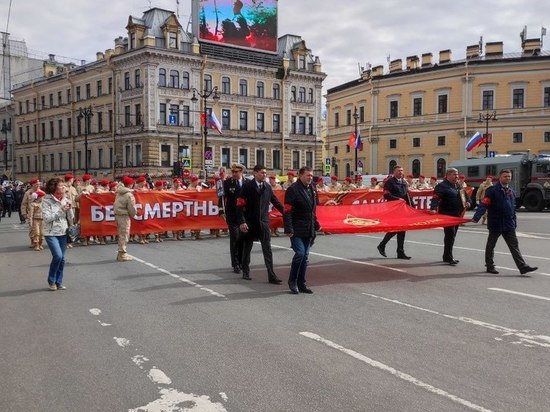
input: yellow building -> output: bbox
[326,39,550,178]
[12,7,325,181]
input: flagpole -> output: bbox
[478,111,497,158]
[353,106,359,177]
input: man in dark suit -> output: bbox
[219,163,245,274]
[430,167,471,265]
[283,166,320,294]
[377,165,414,259]
[237,165,284,284]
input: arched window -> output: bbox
[181,72,190,89]
[158,69,166,87]
[169,70,179,88]
[388,160,397,174]
[412,159,421,177]
[437,158,447,178]
[134,69,141,88]
[346,163,351,177]
[239,79,248,96]
[333,163,339,177]
[308,88,314,103]
[291,86,296,101]
[256,81,264,98]
[204,74,212,92]
[221,76,231,94]
[272,83,280,100]
[298,87,306,102]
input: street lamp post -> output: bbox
[478,111,497,158]
[353,106,359,177]
[1,118,10,174]
[77,106,94,173]
[191,86,219,176]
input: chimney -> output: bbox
[105,49,114,60]
[313,56,322,73]
[371,65,384,77]
[466,45,480,59]
[80,60,86,66]
[522,38,541,55]
[48,54,56,62]
[114,36,125,55]
[389,59,402,73]
[96,51,105,61]
[406,55,419,70]
[485,41,503,57]
[421,53,433,67]
[439,49,452,64]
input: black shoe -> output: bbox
[486,267,499,274]
[298,286,313,294]
[242,272,251,280]
[520,266,537,275]
[397,253,411,260]
[377,244,387,257]
[444,259,459,265]
[288,281,299,294]
[268,275,282,285]
[233,266,241,274]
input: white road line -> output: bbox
[300,332,492,412]
[270,244,407,273]
[488,288,550,302]
[362,293,550,349]
[131,255,226,298]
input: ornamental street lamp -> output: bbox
[353,106,359,177]
[77,106,94,173]
[1,118,11,173]
[478,111,497,158]
[191,86,220,175]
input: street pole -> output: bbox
[1,119,9,174]
[478,111,497,158]
[78,106,94,173]
[353,106,359,177]
[191,86,219,177]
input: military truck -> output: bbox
[451,154,550,212]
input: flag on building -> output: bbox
[354,129,362,149]
[348,132,356,148]
[465,132,484,152]
[201,112,223,135]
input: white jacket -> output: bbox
[42,194,74,236]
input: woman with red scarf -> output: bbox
[42,178,74,291]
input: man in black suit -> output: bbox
[377,165,414,259]
[237,165,284,284]
[219,163,245,274]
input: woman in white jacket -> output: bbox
[42,177,74,290]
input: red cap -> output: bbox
[109,181,118,188]
[154,180,163,187]
[287,171,295,176]
[36,189,46,197]
[191,175,199,182]
[74,178,81,182]
[370,177,377,181]
[383,178,389,183]
[208,179,215,185]
[430,176,437,181]
[459,174,465,179]
[100,179,110,186]
[331,176,338,181]
[64,173,74,180]
[91,179,98,186]
[269,175,276,179]
[173,178,182,183]
[419,175,425,179]
[82,174,92,181]
[406,174,413,179]
[30,178,39,184]
[487,175,493,180]
[122,176,134,186]
[356,175,363,180]
[345,177,352,182]
[136,176,146,183]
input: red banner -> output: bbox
[79,188,469,236]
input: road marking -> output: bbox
[300,332,492,412]
[488,288,550,302]
[89,308,227,411]
[131,255,226,299]
[362,293,550,349]
[271,244,407,273]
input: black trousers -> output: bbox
[241,225,277,279]
[485,230,527,270]
[380,231,406,253]
[227,222,244,268]
[443,225,459,261]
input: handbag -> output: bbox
[66,224,80,243]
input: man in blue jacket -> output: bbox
[472,169,537,276]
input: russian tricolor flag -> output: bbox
[465,132,484,152]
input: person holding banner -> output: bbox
[376,165,414,259]
[237,165,284,284]
[430,168,471,265]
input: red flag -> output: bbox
[348,132,356,148]
[0,140,5,151]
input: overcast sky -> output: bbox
[4,0,550,94]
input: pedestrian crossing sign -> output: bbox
[324,165,331,174]
[181,158,192,168]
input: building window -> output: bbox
[438,95,448,114]
[239,79,248,96]
[437,136,446,146]
[256,112,265,131]
[181,106,190,127]
[544,87,550,107]
[204,74,212,92]
[334,112,339,127]
[86,83,91,99]
[169,70,179,88]
[49,121,54,139]
[49,93,54,107]
[41,95,45,108]
[291,86,296,101]
[67,118,72,137]
[482,90,494,110]
[345,163,351,177]
[77,151,81,169]
[272,83,280,100]
[256,149,265,166]
[239,111,248,130]
[159,69,166,87]
[222,109,231,130]
[124,72,130,90]
[334,145,338,154]
[221,76,230,94]
[256,81,264,98]
[181,71,190,89]
[98,148,103,169]
[437,158,446,178]
[346,109,351,126]
[159,103,166,125]
[389,139,397,149]
[58,119,63,138]
[298,116,306,134]
[50,154,55,172]
[305,151,313,168]
[359,106,365,123]
[413,97,422,116]
[308,88,313,103]
[221,147,231,168]
[135,145,142,167]
[545,131,550,143]
[272,114,280,133]
[390,100,398,118]
[291,116,296,134]
[239,148,248,167]
[512,132,523,143]
[298,87,306,102]
[124,106,131,127]
[68,151,72,170]
[57,91,62,106]
[169,32,177,48]
[108,110,112,131]
[512,88,524,109]
[135,104,142,125]
[97,80,102,96]
[292,151,300,170]
[412,159,421,177]
[135,69,141,88]
[169,104,179,124]
[388,160,397,174]
[59,153,63,170]
[97,112,103,132]
[346,144,350,153]
[77,117,81,136]
[273,149,281,169]
[308,117,314,135]
[412,137,420,147]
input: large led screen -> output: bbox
[199,0,278,53]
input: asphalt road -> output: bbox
[1,209,549,412]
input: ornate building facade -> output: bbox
[12,7,325,180]
[327,39,550,178]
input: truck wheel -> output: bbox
[523,191,544,212]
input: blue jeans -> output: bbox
[289,236,312,288]
[45,235,67,286]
